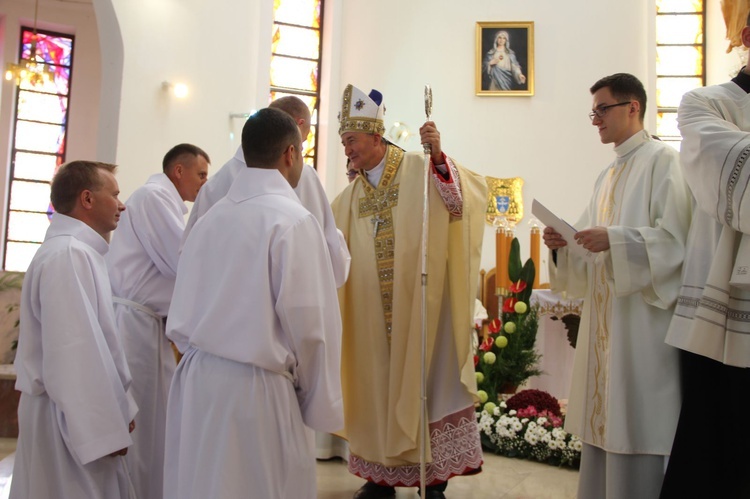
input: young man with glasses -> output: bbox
[542,73,692,499]
[660,13,750,499]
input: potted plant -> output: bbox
[475,237,542,405]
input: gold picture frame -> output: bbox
[476,21,535,96]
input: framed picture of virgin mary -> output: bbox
[476,21,534,96]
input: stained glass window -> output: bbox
[4,28,74,271]
[655,1,705,150]
[271,0,324,168]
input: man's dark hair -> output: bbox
[162,143,211,173]
[590,73,647,122]
[51,160,117,214]
[241,108,301,169]
[269,96,311,123]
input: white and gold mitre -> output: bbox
[338,84,386,136]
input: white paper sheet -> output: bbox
[532,199,596,263]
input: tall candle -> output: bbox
[530,226,541,289]
[496,227,507,295]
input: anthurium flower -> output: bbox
[503,297,518,313]
[479,336,494,352]
[509,280,527,293]
[488,318,502,333]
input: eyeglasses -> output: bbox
[588,101,632,121]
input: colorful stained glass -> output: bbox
[9,181,52,213]
[272,25,320,59]
[270,56,319,91]
[18,65,70,95]
[656,15,703,45]
[7,212,50,243]
[13,152,59,182]
[657,46,703,76]
[5,29,72,271]
[4,242,41,273]
[271,0,322,170]
[21,30,73,67]
[656,0,702,13]
[273,0,321,28]
[17,91,68,124]
[14,121,66,154]
[656,77,702,108]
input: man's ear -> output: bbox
[742,26,750,49]
[173,164,184,179]
[283,144,296,166]
[79,189,94,210]
[630,101,640,118]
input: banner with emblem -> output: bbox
[485,176,524,225]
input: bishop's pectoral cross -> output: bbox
[371,214,386,237]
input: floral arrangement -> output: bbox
[475,237,541,404]
[477,389,582,469]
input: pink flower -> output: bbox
[517,406,538,418]
[537,410,563,427]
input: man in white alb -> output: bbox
[183,96,350,287]
[163,107,343,499]
[11,161,136,499]
[543,73,692,499]
[106,143,210,499]
[660,12,750,499]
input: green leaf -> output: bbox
[508,238,522,282]
[519,259,536,302]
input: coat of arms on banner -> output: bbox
[485,176,524,225]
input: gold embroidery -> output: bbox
[358,145,404,344]
[588,160,631,446]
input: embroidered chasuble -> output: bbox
[331,145,486,485]
[550,131,691,455]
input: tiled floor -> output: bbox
[317,454,579,499]
[0,439,579,498]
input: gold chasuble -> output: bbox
[332,146,486,486]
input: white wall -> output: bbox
[319,0,748,278]
[97,0,273,200]
[0,0,101,262]
[321,0,653,279]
